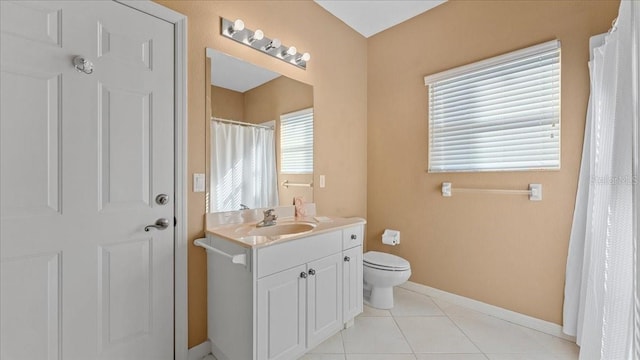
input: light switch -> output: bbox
[193,173,205,192]
[319,175,325,188]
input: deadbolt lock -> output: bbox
[155,194,170,205]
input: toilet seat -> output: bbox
[363,251,410,271]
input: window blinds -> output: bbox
[425,40,561,172]
[280,108,313,174]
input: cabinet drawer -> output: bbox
[257,231,342,278]
[342,225,363,249]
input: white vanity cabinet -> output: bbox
[201,220,365,360]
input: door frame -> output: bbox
[113,2,188,359]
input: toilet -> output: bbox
[363,251,411,309]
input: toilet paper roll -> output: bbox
[382,229,400,245]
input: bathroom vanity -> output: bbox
[197,209,365,360]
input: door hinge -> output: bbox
[174,217,177,226]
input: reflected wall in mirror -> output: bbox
[205,48,314,213]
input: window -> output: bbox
[280,108,313,174]
[425,40,561,172]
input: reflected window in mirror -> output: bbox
[280,108,313,174]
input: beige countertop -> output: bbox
[205,214,366,249]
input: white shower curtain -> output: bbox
[210,121,278,212]
[563,1,638,359]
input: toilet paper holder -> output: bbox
[382,229,400,245]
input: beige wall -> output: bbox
[155,0,368,347]
[367,0,619,325]
[211,85,244,121]
[244,76,314,205]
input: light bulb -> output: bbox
[286,46,297,56]
[296,52,311,63]
[232,19,245,31]
[248,29,264,44]
[228,19,244,35]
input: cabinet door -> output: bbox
[343,246,363,321]
[257,264,307,360]
[306,253,343,349]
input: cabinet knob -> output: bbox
[308,268,316,276]
[344,256,350,262]
[350,234,357,240]
[300,272,308,279]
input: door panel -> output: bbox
[0,69,61,217]
[97,22,153,70]
[98,85,152,210]
[98,238,152,349]
[0,1,62,47]
[0,252,61,360]
[0,2,175,359]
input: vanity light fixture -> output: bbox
[220,17,310,70]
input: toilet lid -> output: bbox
[363,251,410,271]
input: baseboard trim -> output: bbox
[399,281,576,342]
[187,340,211,360]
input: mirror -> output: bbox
[205,48,314,213]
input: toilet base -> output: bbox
[364,285,394,310]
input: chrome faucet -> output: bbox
[256,208,277,227]
[239,204,249,210]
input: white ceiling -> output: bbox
[314,0,447,38]
[207,48,280,93]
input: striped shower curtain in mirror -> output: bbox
[210,121,278,212]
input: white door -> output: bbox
[257,265,307,360]
[0,1,175,359]
[306,253,343,349]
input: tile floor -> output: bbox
[302,287,579,360]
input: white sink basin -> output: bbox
[248,222,316,237]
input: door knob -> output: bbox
[308,268,316,276]
[300,272,308,279]
[344,256,350,262]
[144,218,170,232]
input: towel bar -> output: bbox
[282,180,313,188]
[194,238,247,265]
[441,182,542,201]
